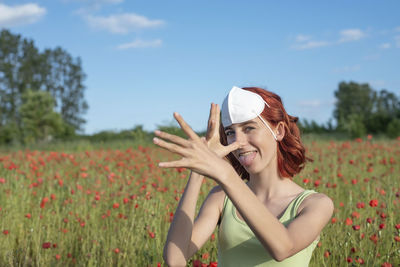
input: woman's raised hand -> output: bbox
[204,103,239,158]
[153,112,238,180]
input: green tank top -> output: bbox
[217,190,319,267]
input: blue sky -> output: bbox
[1,0,399,134]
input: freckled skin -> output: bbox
[225,118,280,175]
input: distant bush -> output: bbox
[386,118,400,138]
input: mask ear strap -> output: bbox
[253,98,277,141]
[257,114,278,141]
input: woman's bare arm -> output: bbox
[163,104,235,266]
[218,169,334,261]
[163,171,224,266]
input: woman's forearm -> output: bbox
[218,168,293,261]
[163,171,204,266]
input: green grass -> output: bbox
[0,137,399,266]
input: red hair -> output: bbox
[219,87,312,179]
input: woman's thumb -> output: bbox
[223,141,240,155]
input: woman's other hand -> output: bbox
[204,103,239,158]
[153,112,239,181]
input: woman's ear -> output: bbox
[276,122,285,141]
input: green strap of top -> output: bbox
[217,190,319,267]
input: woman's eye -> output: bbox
[225,131,234,136]
[244,127,254,132]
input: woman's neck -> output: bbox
[247,162,296,201]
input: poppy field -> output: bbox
[0,137,399,266]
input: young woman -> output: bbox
[153,86,334,267]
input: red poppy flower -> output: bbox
[369,199,378,207]
[148,231,155,238]
[356,202,365,209]
[42,242,51,249]
[370,234,378,244]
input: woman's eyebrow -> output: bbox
[241,121,257,127]
[224,121,257,131]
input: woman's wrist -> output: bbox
[188,171,204,185]
[214,161,236,185]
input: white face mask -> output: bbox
[221,86,277,141]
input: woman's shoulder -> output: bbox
[207,185,227,214]
[297,191,334,216]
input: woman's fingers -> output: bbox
[153,137,186,156]
[158,159,189,168]
[154,130,190,147]
[206,103,216,140]
[173,112,199,140]
[222,141,241,156]
[206,103,220,141]
[213,104,220,125]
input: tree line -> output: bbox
[0,29,87,144]
[1,29,399,145]
[299,81,400,138]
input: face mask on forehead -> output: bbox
[221,86,278,141]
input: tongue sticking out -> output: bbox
[238,151,257,167]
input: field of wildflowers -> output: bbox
[0,137,399,266]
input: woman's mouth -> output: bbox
[238,150,257,167]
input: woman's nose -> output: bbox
[234,132,247,146]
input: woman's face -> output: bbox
[224,117,279,174]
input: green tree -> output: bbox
[0,29,88,144]
[365,89,400,133]
[386,118,400,138]
[19,90,64,144]
[333,81,400,137]
[333,81,375,132]
[42,47,88,131]
[0,29,41,142]
[343,113,366,138]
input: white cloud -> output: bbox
[363,54,380,61]
[395,35,400,48]
[117,39,162,49]
[292,28,366,50]
[395,26,400,32]
[298,100,322,108]
[292,41,330,50]
[379,43,391,49]
[296,99,335,125]
[64,0,123,4]
[369,80,386,89]
[85,13,164,34]
[332,64,360,73]
[0,3,46,27]
[295,34,312,42]
[338,29,366,43]
[67,0,123,13]
[100,0,123,3]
